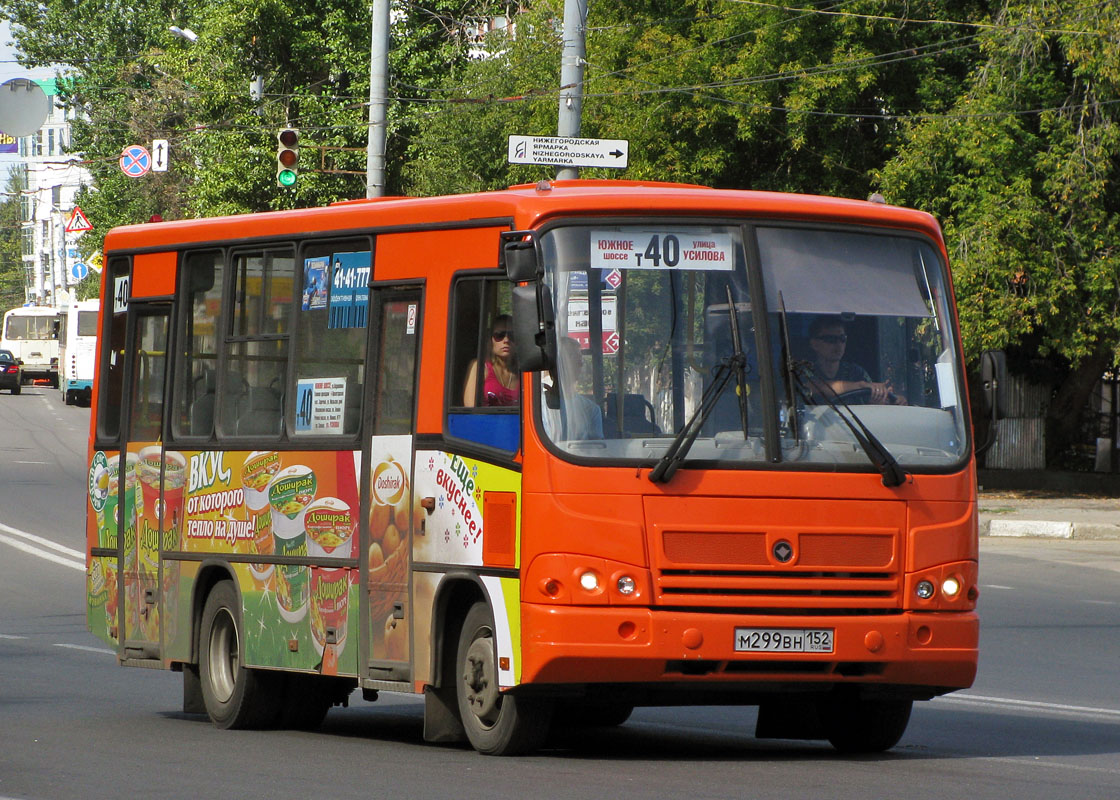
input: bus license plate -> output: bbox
[734,628,834,653]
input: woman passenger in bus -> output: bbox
[462,314,519,407]
[807,315,903,405]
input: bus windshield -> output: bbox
[5,312,58,340]
[537,222,969,472]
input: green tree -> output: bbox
[0,167,28,313]
[878,2,1120,464]
[0,0,511,255]
[403,0,989,195]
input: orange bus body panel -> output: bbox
[131,251,177,297]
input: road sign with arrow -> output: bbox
[151,139,169,172]
[508,135,629,169]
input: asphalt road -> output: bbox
[1,386,1118,800]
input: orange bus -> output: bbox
[85,181,980,755]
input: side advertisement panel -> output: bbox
[410,450,523,689]
[90,447,363,676]
[174,449,362,676]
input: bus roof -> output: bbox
[102,181,944,254]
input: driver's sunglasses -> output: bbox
[814,334,847,344]
[492,329,513,342]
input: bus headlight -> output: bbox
[915,580,935,600]
[941,577,961,598]
[579,571,599,592]
[616,575,637,595]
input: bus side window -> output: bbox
[173,250,223,440]
[291,239,370,438]
[219,248,294,439]
[446,276,518,451]
[98,257,130,441]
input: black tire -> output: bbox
[456,602,552,755]
[819,694,912,754]
[11,384,20,395]
[63,388,73,405]
[198,581,278,729]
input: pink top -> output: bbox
[483,361,519,406]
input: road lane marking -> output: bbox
[0,523,85,571]
[0,521,85,559]
[53,643,115,655]
[0,634,29,640]
[981,584,1015,590]
[13,460,50,465]
[974,756,1120,777]
[938,693,1120,720]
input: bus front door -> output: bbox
[365,288,421,683]
[118,305,172,657]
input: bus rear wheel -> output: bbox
[455,601,552,755]
[198,581,277,729]
[819,693,912,753]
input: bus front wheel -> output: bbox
[819,693,912,753]
[198,581,277,729]
[455,602,552,755]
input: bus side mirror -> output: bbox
[500,230,540,282]
[980,349,1007,420]
[512,283,556,373]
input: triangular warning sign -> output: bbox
[66,206,93,233]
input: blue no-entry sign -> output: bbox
[120,145,152,178]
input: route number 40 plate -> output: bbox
[734,627,834,653]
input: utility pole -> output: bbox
[366,0,390,198]
[555,0,587,181]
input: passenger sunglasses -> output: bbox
[492,330,512,341]
[814,334,847,344]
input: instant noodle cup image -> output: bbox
[243,451,280,586]
[87,558,106,609]
[136,447,165,580]
[243,450,282,494]
[268,464,317,528]
[161,450,188,547]
[270,465,315,623]
[309,567,351,657]
[304,497,355,560]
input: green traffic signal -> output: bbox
[276,127,299,186]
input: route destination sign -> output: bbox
[508,135,629,169]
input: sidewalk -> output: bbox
[978,490,1120,539]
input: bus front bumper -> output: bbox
[520,604,977,692]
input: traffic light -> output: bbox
[276,128,299,186]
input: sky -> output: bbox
[1,20,56,171]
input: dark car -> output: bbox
[0,348,23,394]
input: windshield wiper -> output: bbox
[649,352,745,484]
[725,285,751,440]
[776,292,800,442]
[787,361,908,488]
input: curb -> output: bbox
[982,520,1120,540]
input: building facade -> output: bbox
[15,78,90,309]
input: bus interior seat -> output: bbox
[189,369,217,437]
[603,393,660,437]
[236,385,283,436]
